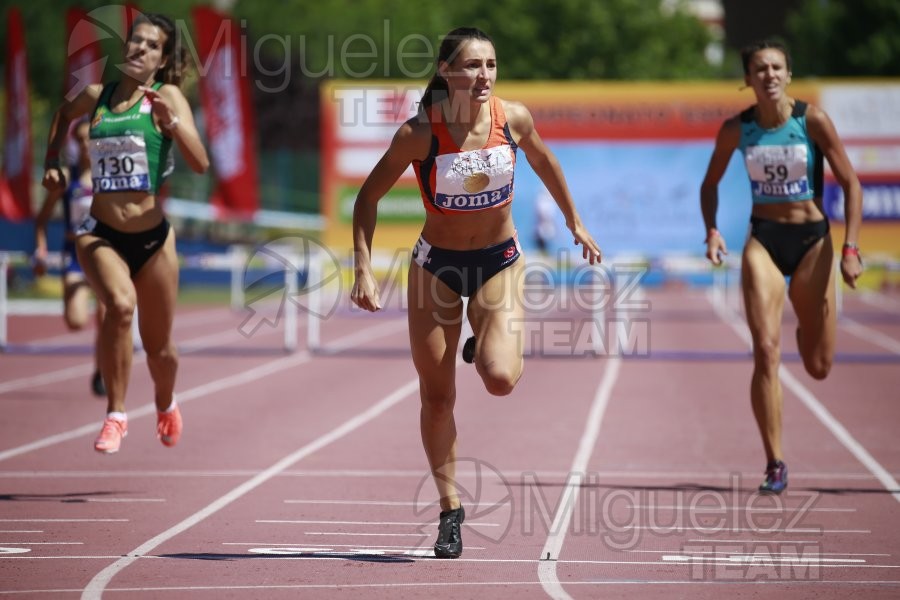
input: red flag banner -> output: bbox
[63,7,104,101]
[123,3,141,38]
[191,6,259,215]
[1,7,32,221]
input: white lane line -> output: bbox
[687,538,842,544]
[538,356,621,600]
[80,364,419,600]
[223,542,487,550]
[15,578,900,595]
[631,549,890,557]
[5,552,900,570]
[859,290,900,312]
[2,469,894,480]
[0,542,82,545]
[0,363,97,395]
[0,318,406,463]
[0,530,43,533]
[0,316,267,395]
[303,532,426,537]
[0,519,128,523]
[709,291,900,505]
[841,317,900,355]
[256,519,499,527]
[661,554,866,564]
[627,504,855,513]
[624,526,869,534]
[84,499,165,503]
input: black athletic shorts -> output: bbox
[750,217,829,276]
[411,234,522,297]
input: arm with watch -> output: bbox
[806,105,864,288]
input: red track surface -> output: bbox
[1,288,899,599]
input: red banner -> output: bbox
[63,7,104,101]
[124,3,142,36]
[191,6,259,216]
[0,7,32,221]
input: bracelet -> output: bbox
[162,116,180,131]
[842,243,860,258]
[45,157,61,169]
[704,228,721,244]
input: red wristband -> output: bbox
[842,244,859,258]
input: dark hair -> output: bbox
[128,13,190,87]
[420,27,494,109]
[740,39,792,75]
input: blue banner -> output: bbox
[823,182,900,221]
[512,141,752,256]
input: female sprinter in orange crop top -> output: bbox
[351,27,601,558]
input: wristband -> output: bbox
[842,243,860,258]
[704,228,721,244]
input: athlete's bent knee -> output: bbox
[63,312,88,331]
[804,356,831,380]
[481,364,522,397]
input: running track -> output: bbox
[1,286,899,599]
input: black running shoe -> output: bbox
[434,506,465,558]
[91,370,106,397]
[462,336,476,364]
[759,460,788,494]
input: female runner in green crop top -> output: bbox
[42,12,209,455]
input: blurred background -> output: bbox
[1,0,898,301]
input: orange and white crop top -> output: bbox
[413,95,518,214]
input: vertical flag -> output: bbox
[0,7,32,221]
[191,6,259,215]
[123,3,141,36]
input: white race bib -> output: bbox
[745,144,811,199]
[433,145,515,211]
[89,134,151,193]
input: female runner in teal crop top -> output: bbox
[42,12,209,455]
[699,39,863,495]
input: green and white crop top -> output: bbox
[89,82,173,194]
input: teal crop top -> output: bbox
[737,101,823,204]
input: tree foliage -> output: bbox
[2,0,718,106]
[785,0,900,77]
[234,0,716,81]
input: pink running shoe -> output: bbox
[157,405,182,447]
[94,418,127,454]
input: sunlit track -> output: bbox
[0,313,284,394]
[708,291,900,504]
[0,288,897,599]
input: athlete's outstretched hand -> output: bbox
[571,223,602,265]
[705,229,728,266]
